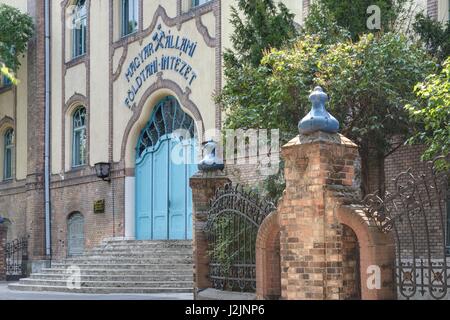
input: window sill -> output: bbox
[66,54,87,69]
[121,29,138,40]
[70,164,88,172]
[0,85,13,95]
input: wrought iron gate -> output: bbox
[205,184,276,292]
[363,157,449,300]
[5,237,28,281]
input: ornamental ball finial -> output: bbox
[298,86,340,135]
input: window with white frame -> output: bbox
[71,0,87,58]
[3,128,13,180]
[192,0,211,8]
[72,107,87,167]
[121,0,139,37]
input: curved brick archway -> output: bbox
[341,224,361,300]
[256,211,281,300]
[335,205,396,300]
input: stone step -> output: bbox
[62,257,193,264]
[77,254,192,260]
[8,283,193,294]
[18,279,193,289]
[30,274,193,282]
[39,268,191,276]
[100,241,192,248]
[73,253,193,260]
[87,249,193,255]
[49,263,193,270]
[10,240,194,294]
[102,240,192,245]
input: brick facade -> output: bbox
[50,174,125,259]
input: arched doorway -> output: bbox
[67,212,85,256]
[342,224,362,300]
[135,96,197,240]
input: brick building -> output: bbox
[0,0,448,294]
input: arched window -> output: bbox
[72,107,87,167]
[121,0,138,37]
[3,128,13,180]
[71,0,87,58]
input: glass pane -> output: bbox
[192,0,210,7]
[73,130,81,166]
[4,148,12,179]
[73,127,86,167]
[2,76,12,87]
[72,0,87,58]
[80,128,87,165]
[122,0,138,36]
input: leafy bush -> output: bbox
[406,57,450,169]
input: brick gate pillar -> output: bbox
[189,171,230,299]
[0,225,7,281]
[278,87,395,300]
[279,131,360,299]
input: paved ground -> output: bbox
[0,283,193,300]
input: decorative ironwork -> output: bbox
[136,97,196,159]
[363,157,449,300]
[205,184,276,293]
[5,237,28,281]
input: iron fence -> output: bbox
[205,184,276,293]
[363,157,449,300]
[5,237,28,281]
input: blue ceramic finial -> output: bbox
[298,86,339,135]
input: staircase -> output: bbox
[8,240,193,294]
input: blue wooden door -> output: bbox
[135,97,196,240]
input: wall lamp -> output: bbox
[94,162,111,182]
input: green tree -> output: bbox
[225,0,298,68]
[0,4,34,83]
[313,0,412,40]
[406,57,450,169]
[317,33,436,193]
[413,13,450,63]
[221,31,435,195]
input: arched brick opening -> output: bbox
[256,211,281,300]
[341,224,361,300]
[335,205,396,300]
